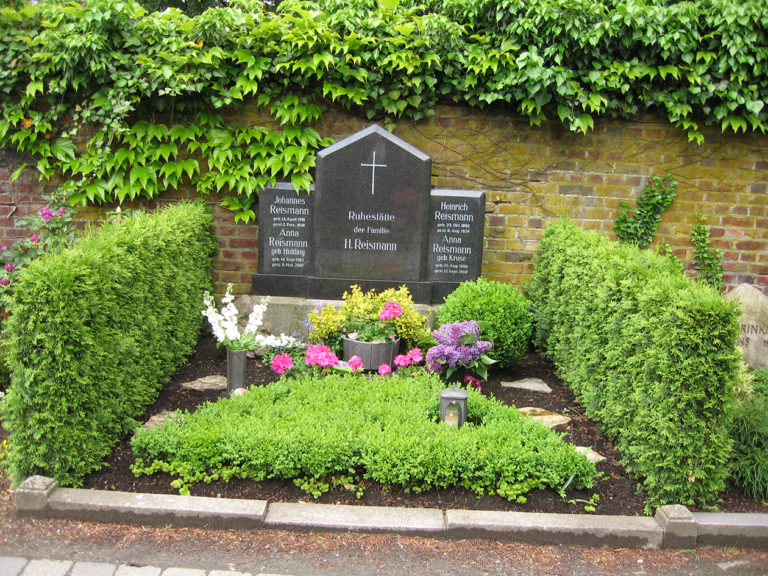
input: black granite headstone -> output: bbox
[258,183,314,276]
[313,125,431,281]
[428,189,485,281]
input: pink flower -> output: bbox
[29,233,40,244]
[271,353,293,375]
[0,246,5,252]
[305,344,339,368]
[347,355,364,372]
[407,348,423,363]
[4,263,16,273]
[57,208,67,217]
[378,364,392,375]
[393,354,411,368]
[39,206,55,222]
[0,278,9,286]
[464,375,482,391]
[378,301,402,320]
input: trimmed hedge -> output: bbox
[526,219,741,511]
[132,371,595,500]
[0,202,216,486]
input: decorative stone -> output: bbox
[231,387,247,397]
[501,378,552,394]
[518,407,571,431]
[574,446,607,464]
[143,411,175,430]
[724,284,768,370]
[182,374,227,392]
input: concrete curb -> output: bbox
[14,476,768,549]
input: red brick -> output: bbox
[228,238,258,249]
[736,240,766,251]
[721,217,753,227]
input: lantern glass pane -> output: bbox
[445,402,460,427]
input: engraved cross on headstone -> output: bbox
[360,150,387,195]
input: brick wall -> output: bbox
[2,104,767,296]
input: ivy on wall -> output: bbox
[0,0,766,220]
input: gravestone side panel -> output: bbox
[258,182,314,276]
[724,283,768,370]
[313,125,431,282]
[428,189,485,301]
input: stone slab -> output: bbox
[518,407,571,431]
[0,557,28,576]
[181,375,227,392]
[694,512,768,548]
[18,559,72,576]
[142,411,176,430]
[70,562,117,576]
[160,569,206,576]
[445,509,663,548]
[502,378,552,394]
[265,502,445,534]
[114,567,160,576]
[44,488,267,529]
[573,446,607,464]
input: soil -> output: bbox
[78,336,768,517]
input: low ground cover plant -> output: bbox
[131,371,596,500]
[437,277,533,367]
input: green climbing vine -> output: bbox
[614,174,677,250]
[691,213,724,291]
[0,0,766,220]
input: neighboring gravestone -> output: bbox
[428,189,485,300]
[724,284,768,370]
[258,183,313,276]
[252,125,485,303]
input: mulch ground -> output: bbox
[78,336,768,517]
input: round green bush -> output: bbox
[437,278,533,367]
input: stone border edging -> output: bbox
[14,476,768,549]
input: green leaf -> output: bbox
[291,171,313,194]
[25,80,43,99]
[51,138,77,163]
[10,163,27,183]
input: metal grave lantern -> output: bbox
[440,384,468,428]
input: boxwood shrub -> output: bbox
[0,202,216,486]
[132,371,596,501]
[527,219,741,511]
[437,277,533,367]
